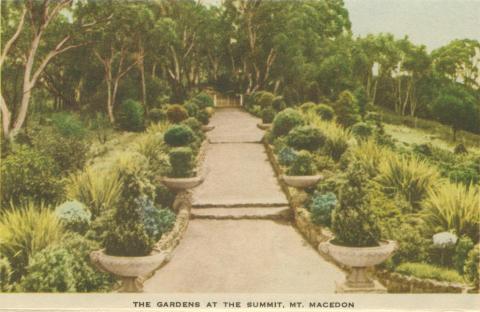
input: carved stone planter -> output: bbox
[281,175,322,188]
[161,176,204,190]
[257,123,272,130]
[201,125,215,132]
[319,239,396,293]
[90,250,166,292]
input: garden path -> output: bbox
[144,108,344,293]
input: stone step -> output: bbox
[193,202,288,208]
[191,206,291,220]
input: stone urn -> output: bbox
[201,125,215,132]
[281,174,322,188]
[257,123,272,130]
[90,250,166,292]
[161,176,204,190]
[319,239,396,293]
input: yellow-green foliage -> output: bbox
[303,111,353,160]
[0,202,64,281]
[395,262,464,283]
[422,183,479,241]
[146,121,171,135]
[351,139,394,176]
[66,167,122,218]
[377,154,441,209]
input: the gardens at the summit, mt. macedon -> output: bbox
[0,0,479,294]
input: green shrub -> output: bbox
[308,192,337,226]
[166,104,188,123]
[272,108,305,137]
[395,262,464,283]
[286,126,326,152]
[104,167,154,257]
[32,127,89,173]
[21,247,76,292]
[21,233,113,292]
[164,125,195,147]
[422,182,479,242]
[197,109,210,125]
[116,99,145,132]
[261,108,275,124]
[1,145,64,206]
[184,101,200,118]
[0,203,64,282]
[325,135,349,161]
[315,104,335,121]
[168,147,194,178]
[332,162,381,247]
[192,92,214,109]
[300,102,316,112]
[453,236,475,274]
[138,197,176,241]
[0,257,12,292]
[60,233,114,291]
[272,96,286,111]
[148,108,166,123]
[334,90,360,128]
[287,150,316,176]
[51,113,86,139]
[66,167,122,219]
[55,200,91,234]
[464,245,480,288]
[182,117,203,135]
[255,91,275,108]
[378,155,441,210]
[351,122,373,140]
[277,146,297,166]
[136,132,170,177]
[155,184,176,209]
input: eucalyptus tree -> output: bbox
[432,39,480,90]
[0,0,94,139]
[76,1,150,123]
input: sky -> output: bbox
[204,0,480,50]
[344,0,480,50]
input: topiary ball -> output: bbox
[261,108,275,124]
[315,104,335,121]
[272,108,305,137]
[55,200,91,234]
[287,150,316,176]
[164,125,195,147]
[286,125,326,152]
[192,92,214,109]
[255,91,275,108]
[300,102,316,112]
[184,101,200,118]
[168,147,194,178]
[148,108,166,123]
[197,109,210,125]
[116,99,145,132]
[182,117,203,134]
[166,104,188,123]
[351,122,373,140]
[272,96,287,111]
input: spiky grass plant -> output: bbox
[303,111,353,161]
[351,139,394,177]
[377,154,442,210]
[422,182,479,241]
[66,167,122,218]
[0,202,64,282]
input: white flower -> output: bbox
[432,232,458,247]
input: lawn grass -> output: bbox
[377,107,480,151]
